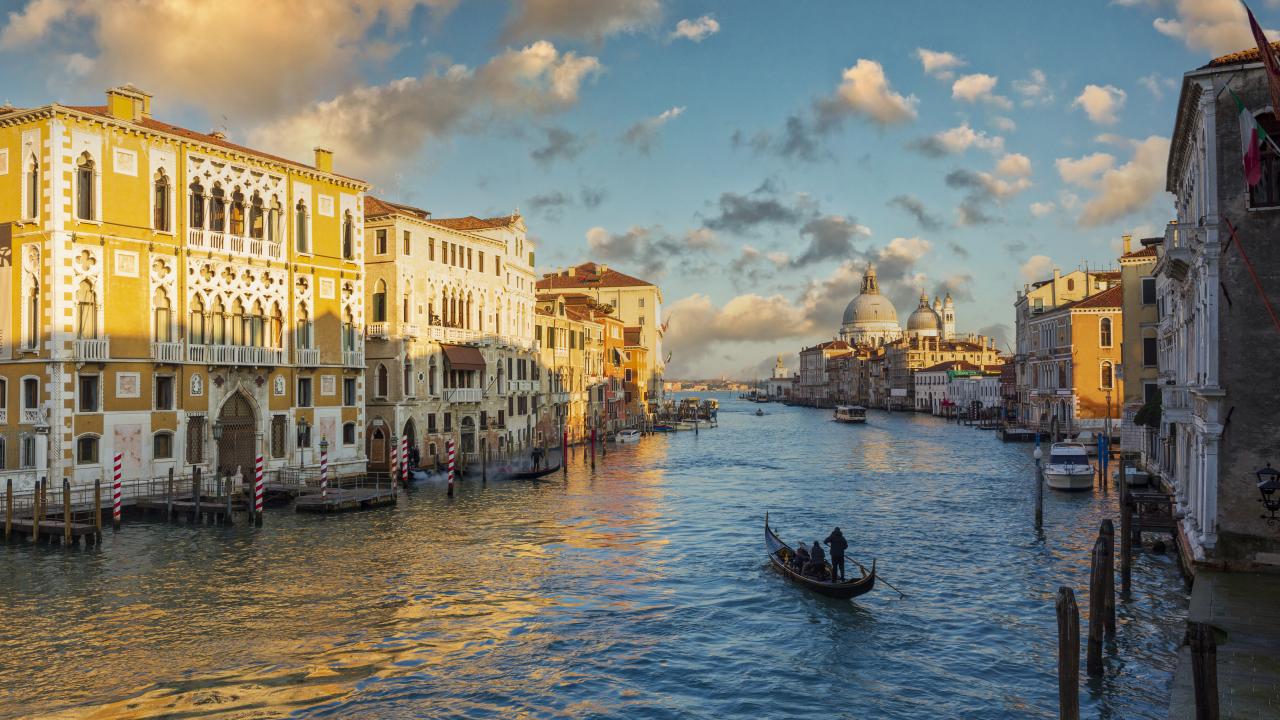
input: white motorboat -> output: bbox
[614,429,641,443]
[833,405,867,424]
[1118,465,1150,487]
[1043,442,1095,491]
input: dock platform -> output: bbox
[295,487,397,513]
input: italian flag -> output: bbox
[1233,89,1267,187]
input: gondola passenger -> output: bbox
[805,541,827,579]
[793,543,810,571]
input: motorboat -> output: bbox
[614,429,641,443]
[755,408,764,416]
[833,405,867,424]
[651,423,675,432]
[1043,442,1095,491]
[1118,465,1150,487]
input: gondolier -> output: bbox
[824,527,848,582]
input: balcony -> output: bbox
[296,347,320,366]
[425,326,481,343]
[443,388,482,403]
[151,341,184,363]
[188,344,285,366]
[21,407,43,424]
[551,392,570,404]
[73,337,110,361]
[343,349,364,367]
[367,322,388,340]
[401,323,419,337]
[188,228,284,263]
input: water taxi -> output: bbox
[614,429,641,443]
[833,405,867,424]
[1043,442,1095,491]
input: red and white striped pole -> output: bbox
[319,440,329,498]
[447,438,455,498]
[111,452,123,530]
[253,454,264,526]
[390,438,399,489]
[400,436,410,488]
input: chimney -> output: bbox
[105,85,151,122]
[598,264,609,273]
[1052,268,1061,306]
[568,267,576,277]
[1122,233,1132,255]
[314,147,334,173]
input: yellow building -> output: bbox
[0,87,369,487]
[1117,235,1160,455]
[533,296,603,446]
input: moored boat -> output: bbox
[614,429,641,443]
[765,515,876,599]
[1043,442,1095,490]
[511,465,561,481]
[833,405,867,424]
[651,423,675,432]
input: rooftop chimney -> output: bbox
[568,267,576,277]
[314,147,334,173]
[105,85,151,122]
[1122,233,1132,255]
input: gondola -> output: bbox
[510,465,561,481]
[765,514,876,599]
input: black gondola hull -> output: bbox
[765,517,876,599]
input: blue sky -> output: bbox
[0,0,1269,377]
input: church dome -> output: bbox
[907,292,942,333]
[842,293,899,326]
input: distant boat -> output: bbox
[833,405,867,424]
[511,465,561,481]
[755,408,764,416]
[652,423,675,432]
[1044,442,1095,491]
[614,429,641,443]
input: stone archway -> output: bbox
[368,422,389,471]
[402,418,417,467]
[216,391,258,479]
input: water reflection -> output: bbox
[1,395,1185,719]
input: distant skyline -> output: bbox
[0,0,1270,378]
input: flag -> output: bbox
[1233,89,1266,186]
[1245,2,1280,116]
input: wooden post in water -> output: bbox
[93,479,102,542]
[62,478,72,545]
[4,478,12,542]
[224,475,233,525]
[1100,519,1116,637]
[1086,535,1106,677]
[1189,621,1220,720]
[193,467,202,524]
[1056,586,1080,720]
[590,426,596,470]
[1034,441,1044,530]
[32,477,43,542]
[482,442,488,484]
[166,467,174,523]
[1119,456,1132,600]
[111,453,122,531]
[562,429,568,476]
[446,438,455,498]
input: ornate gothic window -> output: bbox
[249,192,264,239]
[376,364,389,397]
[342,211,354,259]
[372,280,387,322]
[295,200,309,253]
[295,303,312,349]
[229,188,245,236]
[190,295,206,345]
[270,303,284,349]
[76,280,98,339]
[210,184,226,232]
[153,288,172,342]
[268,197,281,244]
[211,296,226,345]
[153,170,170,231]
[76,153,95,220]
[189,180,205,228]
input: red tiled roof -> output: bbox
[921,360,984,373]
[1121,246,1158,260]
[1071,284,1124,310]
[65,105,367,185]
[364,195,429,220]
[536,262,654,290]
[1205,40,1280,68]
[428,215,518,231]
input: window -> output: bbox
[76,153,95,220]
[76,436,99,465]
[189,180,205,228]
[639,315,646,326]
[344,378,356,406]
[427,413,437,433]
[376,229,387,254]
[1250,111,1280,208]
[1098,317,1112,348]
[1100,361,1114,390]
[295,200,309,253]
[428,357,437,395]
[638,298,645,308]
[429,237,435,261]
[0,378,5,412]
[372,280,387,322]
[403,230,411,255]
[210,184,225,232]
[297,377,313,407]
[26,155,39,219]
[268,197,281,244]
[444,412,452,431]
[187,416,205,463]
[21,434,35,468]
[76,281,98,339]
[1144,382,1160,405]
[343,422,356,445]
[250,192,264,239]
[153,432,173,459]
[1143,337,1158,367]
[376,365,389,397]
[154,288,172,343]
[79,374,99,412]
[1066,278,1075,292]
[479,251,484,272]
[271,415,287,458]
[229,188,245,235]
[189,296,206,345]
[155,375,174,410]
[153,170,170,231]
[467,247,472,269]
[22,377,38,410]
[343,211,354,259]
[1141,277,1156,305]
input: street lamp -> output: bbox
[1258,463,1280,526]
[212,421,223,441]
[297,417,310,468]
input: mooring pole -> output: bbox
[166,467,174,523]
[447,438,455,498]
[62,479,72,545]
[1034,441,1044,530]
[32,477,44,542]
[4,477,12,542]
[193,466,202,523]
[112,453,123,531]
[1087,534,1106,677]
[590,425,596,470]
[93,479,102,543]
[1120,456,1133,600]
[1056,586,1080,720]
[1100,519,1116,637]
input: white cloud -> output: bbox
[670,15,719,42]
[1057,136,1171,226]
[1029,201,1056,217]
[664,292,817,365]
[911,122,1004,156]
[1012,68,1053,106]
[995,152,1032,177]
[818,58,919,127]
[621,105,685,154]
[991,115,1017,132]
[915,48,966,80]
[250,41,602,179]
[1139,72,1178,100]
[1072,84,1127,125]
[952,73,1013,109]
[1020,255,1055,282]
[503,0,661,42]
[1153,0,1271,55]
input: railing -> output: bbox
[187,228,283,262]
[187,345,208,363]
[21,408,43,424]
[401,323,419,337]
[187,344,288,366]
[367,322,388,339]
[73,337,110,361]
[343,350,364,367]
[425,326,481,344]
[1164,384,1190,412]
[443,388,482,403]
[209,232,226,251]
[296,347,320,366]
[551,392,570,404]
[151,341,184,363]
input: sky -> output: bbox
[0,0,1272,379]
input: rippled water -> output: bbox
[0,394,1188,719]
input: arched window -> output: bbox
[1101,361,1114,390]
[25,279,39,349]
[189,180,205,228]
[270,302,284,349]
[211,296,226,345]
[76,280,97,339]
[268,196,281,244]
[153,288,172,342]
[190,295,206,345]
[153,170,170,231]
[76,435,99,465]
[1250,111,1280,208]
[295,303,312,349]
[295,200,309,253]
[27,155,39,220]
[229,188,245,235]
[342,211,354,259]
[230,299,245,345]
[249,192,264,239]
[249,300,265,347]
[76,153,95,220]
[372,280,387,322]
[342,308,356,351]
[403,294,411,322]
[1099,317,1113,348]
[209,184,226,232]
[377,364,389,397]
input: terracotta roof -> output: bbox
[1121,246,1158,260]
[805,340,852,352]
[1071,284,1123,310]
[624,327,643,346]
[536,262,654,290]
[65,105,367,185]
[428,215,518,231]
[1205,40,1280,68]
[364,195,429,220]
[921,360,984,373]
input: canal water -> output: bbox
[0,395,1188,719]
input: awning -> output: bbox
[441,343,485,371]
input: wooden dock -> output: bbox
[295,487,397,513]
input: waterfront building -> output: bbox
[881,332,1002,411]
[534,296,602,445]
[1116,234,1161,463]
[1023,284,1123,437]
[0,87,370,488]
[1159,45,1280,568]
[537,263,665,409]
[761,355,793,400]
[362,196,539,468]
[621,327,650,424]
[557,293,628,433]
[795,340,852,407]
[913,360,989,415]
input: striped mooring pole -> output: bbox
[390,437,399,489]
[111,452,123,530]
[253,455,264,526]
[319,441,329,498]
[400,435,410,488]
[447,438,456,498]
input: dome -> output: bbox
[842,293,899,325]
[907,292,942,334]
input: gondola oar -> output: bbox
[851,558,906,598]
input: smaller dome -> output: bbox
[907,292,942,333]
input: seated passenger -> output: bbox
[793,543,810,571]
[805,540,827,579]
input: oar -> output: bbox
[851,558,907,598]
